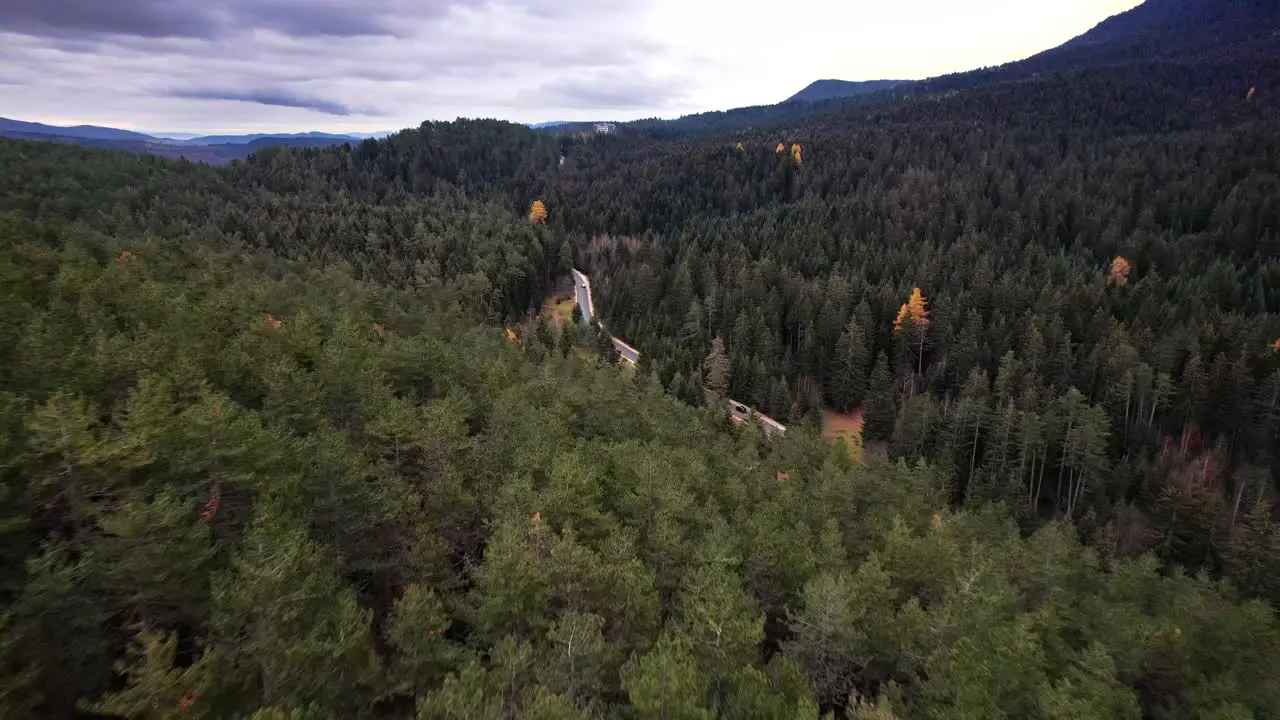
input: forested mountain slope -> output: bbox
[210,0,1280,616]
[598,0,1280,140]
[7,137,1278,719]
[6,106,1280,719]
[3,0,1280,716]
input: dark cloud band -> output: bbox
[0,0,697,130]
[173,88,377,116]
[0,0,428,39]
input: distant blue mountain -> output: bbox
[0,117,158,142]
[174,131,362,145]
[0,116,383,165]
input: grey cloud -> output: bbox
[2,0,217,38]
[222,2,409,38]
[522,73,689,109]
[0,0,436,39]
[2,0,633,42]
[0,0,710,132]
[173,89,378,116]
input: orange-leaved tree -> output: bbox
[529,200,548,225]
[775,142,785,153]
[1108,256,1131,286]
[894,287,930,375]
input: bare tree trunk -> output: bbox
[1017,422,1030,505]
[1036,447,1048,511]
[1056,417,1074,513]
[968,422,980,485]
[1232,482,1246,527]
[1123,387,1131,446]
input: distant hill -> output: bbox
[0,117,371,164]
[0,117,158,142]
[786,79,907,103]
[176,131,361,145]
[217,136,358,153]
[903,0,1279,99]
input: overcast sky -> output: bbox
[1,0,1142,135]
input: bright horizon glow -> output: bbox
[0,0,1143,135]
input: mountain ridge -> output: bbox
[5,0,1277,158]
[786,78,908,103]
[0,117,157,142]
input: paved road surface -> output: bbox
[571,269,595,325]
[572,269,637,365]
[729,400,788,436]
[612,337,640,365]
[571,268,784,434]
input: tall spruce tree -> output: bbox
[863,352,896,442]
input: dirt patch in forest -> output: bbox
[823,407,864,462]
[539,277,578,328]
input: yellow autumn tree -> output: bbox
[734,142,745,152]
[529,200,548,225]
[894,287,930,374]
[894,287,929,335]
[1108,256,1131,286]
[791,143,802,166]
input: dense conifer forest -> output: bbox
[3,1,1280,717]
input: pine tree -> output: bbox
[948,368,989,496]
[830,318,869,413]
[893,394,938,458]
[537,612,616,704]
[622,636,713,720]
[950,309,983,385]
[703,336,731,401]
[387,584,457,696]
[864,352,896,442]
[84,631,213,719]
[558,320,577,357]
[209,509,380,712]
[1224,501,1280,604]
[535,314,556,351]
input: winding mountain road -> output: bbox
[572,268,786,436]
[572,269,640,365]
